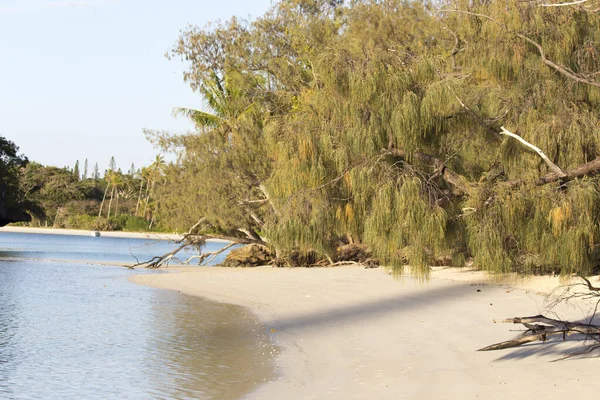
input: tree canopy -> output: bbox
[0,136,40,226]
[151,0,600,277]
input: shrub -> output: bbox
[125,216,150,232]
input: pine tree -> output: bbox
[108,156,116,172]
[83,159,88,180]
[73,160,80,181]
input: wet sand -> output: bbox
[132,265,600,399]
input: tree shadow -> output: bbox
[259,278,600,362]
[264,280,479,332]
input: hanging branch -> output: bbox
[539,0,589,7]
[388,149,470,195]
[513,33,600,89]
[499,126,567,178]
[442,9,600,89]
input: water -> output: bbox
[0,232,276,399]
[0,232,233,266]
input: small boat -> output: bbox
[91,230,101,237]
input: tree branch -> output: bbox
[508,156,600,187]
[442,9,600,88]
[479,314,600,353]
[539,0,588,7]
[389,149,470,195]
[500,126,566,177]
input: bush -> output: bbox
[93,217,116,231]
[125,216,150,232]
[108,215,128,230]
[64,214,95,230]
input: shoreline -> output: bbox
[0,225,229,244]
[132,265,600,399]
[0,225,183,240]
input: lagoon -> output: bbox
[0,232,275,399]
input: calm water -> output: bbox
[0,232,276,399]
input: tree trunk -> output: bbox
[135,178,144,216]
[98,181,110,218]
[107,184,115,219]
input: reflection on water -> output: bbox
[0,232,232,265]
[0,233,276,399]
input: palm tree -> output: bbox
[172,70,259,137]
[98,177,110,218]
[135,167,147,217]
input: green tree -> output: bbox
[150,0,600,277]
[108,156,116,172]
[73,160,80,181]
[0,136,38,226]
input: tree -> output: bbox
[0,136,38,226]
[73,160,80,181]
[143,0,600,278]
[20,162,86,226]
[108,156,116,172]
[83,159,88,180]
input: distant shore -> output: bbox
[133,265,600,399]
[0,225,184,241]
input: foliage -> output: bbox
[125,216,150,232]
[0,136,40,225]
[153,0,600,276]
[20,162,152,231]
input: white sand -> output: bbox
[132,265,600,399]
[0,225,183,240]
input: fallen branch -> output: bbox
[180,242,237,266]
[131,215,266,268]
[479,314,600,355]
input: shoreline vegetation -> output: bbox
[132,266,600,399]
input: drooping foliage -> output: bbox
[155,0,600,277]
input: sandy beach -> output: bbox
[0,225,184,241]
[132,265,600,399]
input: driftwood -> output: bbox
[480,276,600,359]
[130,217,266,269]
[478,315,600,353]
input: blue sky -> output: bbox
[1,0,273,173]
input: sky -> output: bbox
[0,0,273,173]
